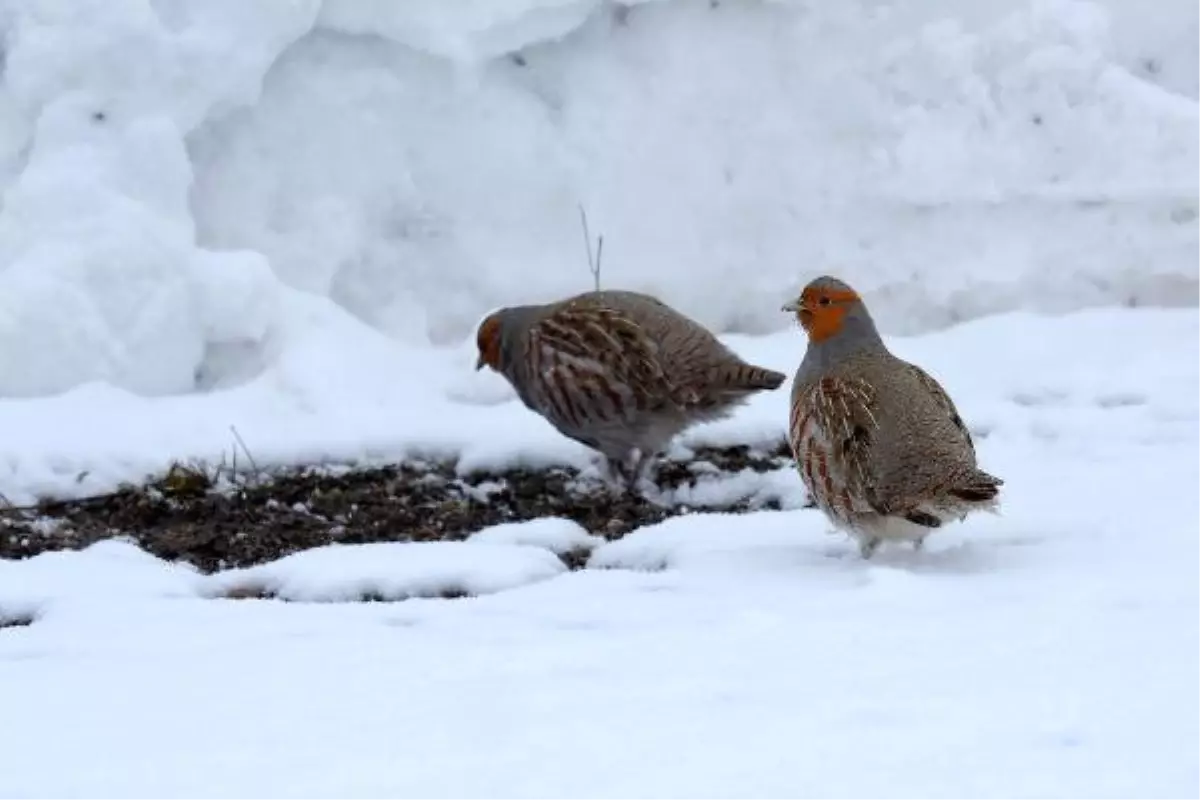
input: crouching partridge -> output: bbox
[476,289,786,488]
[783,276,1002,558]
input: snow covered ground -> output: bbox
[0,0,1197,795]
[1,307,1197,797]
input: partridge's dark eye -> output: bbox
[818,296,831,306]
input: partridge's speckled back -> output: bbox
[488,289,785,465]
[578,291,786,416]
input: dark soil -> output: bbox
[0,612,35,630]
[0,442,804,573]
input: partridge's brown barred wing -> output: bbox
[524,304,696,432]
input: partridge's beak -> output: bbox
[782,297,814,328]
[474,354,485,371]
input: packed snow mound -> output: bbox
[465,517,604,554]
[0,539,201,611]
[204,540,567,602]
[0,0,1196,397]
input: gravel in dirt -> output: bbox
[1,442,808,573]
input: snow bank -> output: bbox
[0,0,1195,400]
[204,539,567,602]
[0,0,318,397]
[193,0,1199,347]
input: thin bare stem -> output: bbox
[230,426,260,478]
[578,204,603,291]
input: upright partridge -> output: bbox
[783,276,1002,558]
[476,289,786,487]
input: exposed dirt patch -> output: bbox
[215,583,474,603]
[1,442,805,573]
[0,611,36,630]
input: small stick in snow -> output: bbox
[578,204,605,292]
[230,426,260,480]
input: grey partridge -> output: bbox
[476,290,786,487]
[783,276,1003,558]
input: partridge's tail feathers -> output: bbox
[713,363,786,392]
[949,469,1003,505]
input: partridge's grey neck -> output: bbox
[798,302,888,381]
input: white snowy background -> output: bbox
[0,0,1196,796]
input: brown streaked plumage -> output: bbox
[782,276,1003,558]
[476,290,786,488]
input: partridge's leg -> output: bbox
[604,456,629,485]
[604,455,645,496]
[630,448,656,487]
[859,537,882,559]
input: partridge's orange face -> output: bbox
[475,314,502,371]
[783,284,861,344]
